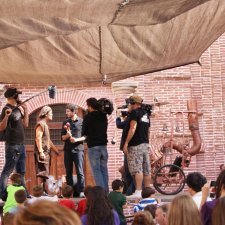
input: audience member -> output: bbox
[212,196,225,225]
[144,204,157,219]
[134,187,157,213]
[167,194,203,225]
[27,185,58,204]
[9,189,27,214]
[201,170,225,225]
[155,204,169,225]
[3,173,25,215]
[13,200,81,225]
[76,186,92,217]
[58,185,76,211]
[186,172,211,209]
[81,186,120,225]
[108,179,127,225]
[132,211,155,225]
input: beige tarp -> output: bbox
[0,0,224,85]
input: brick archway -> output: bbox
[27,89,91,114]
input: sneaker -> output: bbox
[79,192,85,198]
[126,190,142,199]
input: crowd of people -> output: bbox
[0,87,225,225]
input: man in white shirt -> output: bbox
[186,172,211,209]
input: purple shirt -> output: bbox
[81,210,120,225]
[201,199,217,225]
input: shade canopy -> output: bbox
[0,0,224,85]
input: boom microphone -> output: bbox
[48,86,56,99]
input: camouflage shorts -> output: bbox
[127,143,150,176]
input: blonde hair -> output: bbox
[39,106,52,118]
[13,200,81,225]
[167,194,203,225]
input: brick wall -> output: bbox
[0,33,225,189]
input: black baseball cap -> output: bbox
[4,87,22,98]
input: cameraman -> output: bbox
[122,95,151,199]
[82,97,109,191]
[0,87,29,200]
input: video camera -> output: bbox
[98,98,114,115]
[117,98,152,116]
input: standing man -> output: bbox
[123,95,151,198]
[61,104,85,197]
[0,87,29,200]
[82,98,109,192]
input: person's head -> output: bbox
[86,98,100,112]
[141,187,156,198]
[32,185,43,197]
[219,164,225,171]
[15,190,27,204]
[86,186,114,225]
[4,87,22,102]
[13,200,81,225]
[84,185,93,197]
[144,204,157,219]
[167,194,202,225]
[39,105,53,121]
[132,211,154,225]
[155,204,169,225]
[212,196,225,225]
[111,179,124,192]
[62,185,73,198]
[128,95,143,110]
[10,173,22,185]
[66,104,78,118]
[215,169,225,198]
[186,172,207,195]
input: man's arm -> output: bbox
[0,108,12,131]
[50,140,59,155]
[35,125,46,159]
[20,103,29,127]
[123,120,137,154]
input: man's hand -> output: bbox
[5,109,12,117]
[70,137,76,143]
[39,152,46,160]
[123,142,128,154]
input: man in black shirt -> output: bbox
[82,98,109,191]
[122,95,151,199]
[0,87,29,199]
[61,104,85,197]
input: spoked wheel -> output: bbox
[153,164,185,195]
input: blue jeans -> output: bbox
[64,149,85,193]
[88,145,109,192]
[124,155,135,195]
[0,144,26,199]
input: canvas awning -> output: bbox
[0,0,224,85]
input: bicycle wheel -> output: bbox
[153,164,185,195]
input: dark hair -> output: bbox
[86,98,101,111]
[84,185,93,197]
[219,164,224,171]
[158,204,169,214]
[215,170,225,198]
[212,196,225,225]
[86,186,114,225]
[10,173,22,185]
[186,172,207,193]
[141,187,155,198]
[32,185,43,197]
[144,204,157,218]
[112,179,124,191]
[66,104,78,112]
[62,185,73,198]
[15,189,27,204]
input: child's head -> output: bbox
[10,173,22,185]
[141,187,155,198]
[62,185,73,198]
[15,189,27,204]
[111,179,124,191]
[32,185,43,197]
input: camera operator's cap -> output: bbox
[4,87,22,98]
[129,95,143,104]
